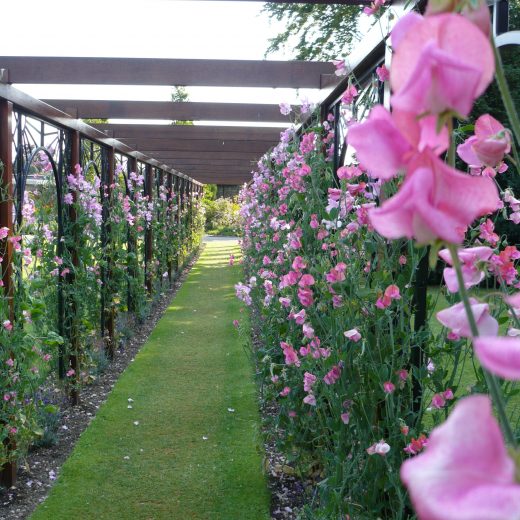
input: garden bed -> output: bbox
[0,248,202,520]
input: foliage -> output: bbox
[203,197,240,235]
[236,97,520,516]
[171,86,193,126]
[263,3,362,60]
[0,153,202,469]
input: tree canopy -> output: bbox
[263,3,362,60]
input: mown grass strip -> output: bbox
[31,239,270,520]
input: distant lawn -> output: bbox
[30,239,270,520]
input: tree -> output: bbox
[171,86,193,126]
[263,3,362,60]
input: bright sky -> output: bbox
[2,0,331,123]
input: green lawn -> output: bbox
[30,239,270,520]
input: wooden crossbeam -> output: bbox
[134,138,273,153]
[0,56,335,88]
[42,100,294,123]
[92,123,284,141]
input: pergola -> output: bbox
[0,56,339,185]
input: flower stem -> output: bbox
[492,39,520,150]
[448,243,516,446]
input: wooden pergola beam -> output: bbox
[42,99,294,123]
[0,56,335,88]
[136,150,263,161]
[92,123,284,141]
[134,138,274,153]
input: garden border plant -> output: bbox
[236,1,520,518]
[0,111,205,488]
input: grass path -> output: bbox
[31,239,270,520]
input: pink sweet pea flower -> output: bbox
[298,274,315,287]
[383,381,396,394]
[431,393,446,409]
[401,395,520,520]
[369,152,499,244]
[298,287,314,307]
[458,114,511,169]
[324,365,342,385]
[390,13,494,117]
[303,372,317,392]
[347,105,448,180]
[279,386,291,397]
[303,394,317,406]
[376,64,390,82]
[436,298,498,338]
[344,328,361,342]
[292,256,306,271]
[280,341,300,367]
[367,440,391,456]
[473,336,520,380]
[438,246,493,293]
[341,412,350,424]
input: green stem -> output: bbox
[447,118,456,168]
[448,244,516,446]
[492,39,520,149]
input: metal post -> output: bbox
[144,164,153,294]
[67,130,81,405]
[101,146,115,358]
[0,99,16,488]
[166,172,173,285]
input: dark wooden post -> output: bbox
[67,130,81,405]
[144,164,153,294]
[0,99,17,488]
[166,171,173,285]
[127,157,137,313]
[102,146,115,359]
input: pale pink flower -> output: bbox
[344,328,361,342]
[5,358,14,367]
[369,152,499,244]
[324,365,341,385]
[297,287,314,307]
[376,64,390,82]
[298,274,315,287]
[479,218,499,246]
[436,299,498,338]
[292,309,306,325]
[438,246,493,293]
[333,59,347,77]
[383,381,396,394]
[279,103,292,116]
[280,341,300,367]
[3,320,12,331]
[303,394,317,406]
[473,336,520,380]
[367,440,390,456]
[401,395,520,520]
[348,106,448,180]
[303,372,317,392]
[390,13,494,117]
[341,412,350,424]
[397,369,408,381]
[458,115,511,169]
[279,386,291,397]
[431,393,446,409]
[292,256,306,271]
